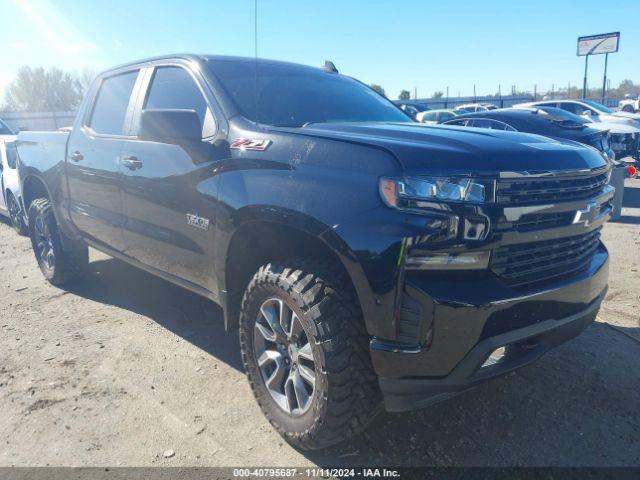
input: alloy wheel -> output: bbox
[7,195,22,229]
[253,297,317,416]
[33,213,55,271]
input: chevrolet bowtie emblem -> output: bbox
[572,202,601,227]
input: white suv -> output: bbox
[0,119,26,234]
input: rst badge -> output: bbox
[230,138,272,151]
[186,213,210,231]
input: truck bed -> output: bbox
[16,132,69,181]
[17,131,69,172]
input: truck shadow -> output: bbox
[65,255,243,372]
[63,254,639,466]
[305,322,640,467]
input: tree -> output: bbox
[369,84,386,97]
[74,67,97,97]
[398,90,411,100]
[616,79,640,98]
[432,91,444,99]
[3,66,83,112]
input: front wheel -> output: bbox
[622,105,635,112]
[7,192,27,235]
[239,261,382,450]
[28,198,88,285]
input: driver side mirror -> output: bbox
[139,109,202,145]
[582,109,594,117]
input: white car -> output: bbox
[455,103,498,113]
[418,109,459,124]
[0,119,27,234]
[516,99,640,128]
[619,95,640,113]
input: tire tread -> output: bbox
[239,260,382,450]
[28,198,88,286]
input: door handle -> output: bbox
[121,155,143,170]
[70,151,84,162]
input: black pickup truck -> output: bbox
[16,55,613,449]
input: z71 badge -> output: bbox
[230,138,272,151]
[186,213,210,231]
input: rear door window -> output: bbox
[89,71,139,135]
[558,102,584,115]
[444,119,468,127]
[467,119,516,131]
[439,112,456,122]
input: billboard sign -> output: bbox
[577,32,620,56]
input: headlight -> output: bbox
[379,176,492,208]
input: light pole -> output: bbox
[601,52,609,104]
[582,54,589,99]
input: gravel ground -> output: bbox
[0,178,638,467]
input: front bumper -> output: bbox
[372,244,608,412]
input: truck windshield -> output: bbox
[207,60,410,127]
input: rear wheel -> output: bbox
[7,192,27,235]
[622,105,635,112]
[28,198,88,285]
[239,261,382,450]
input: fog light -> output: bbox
[405,251,490,270]
[481,346,506,368]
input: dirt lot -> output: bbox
[0,179,638,467]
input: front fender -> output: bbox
[216,200,404,337]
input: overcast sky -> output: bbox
[1,0,639,101]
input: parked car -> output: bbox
[395,102,430,121]
[443,107,615,158]
[455,103,498,113]
[517,99,640,128]
[16,54,612,450]
[418,109,458,124]
[514,106,640,161]
[510,105,640,160]
[0,121,27,234]
[619,94,640,113]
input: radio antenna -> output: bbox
[254,0,259,127]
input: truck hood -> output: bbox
[276,122,607,175]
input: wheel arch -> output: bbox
[221,208,373,333]
[21,174,52,214]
